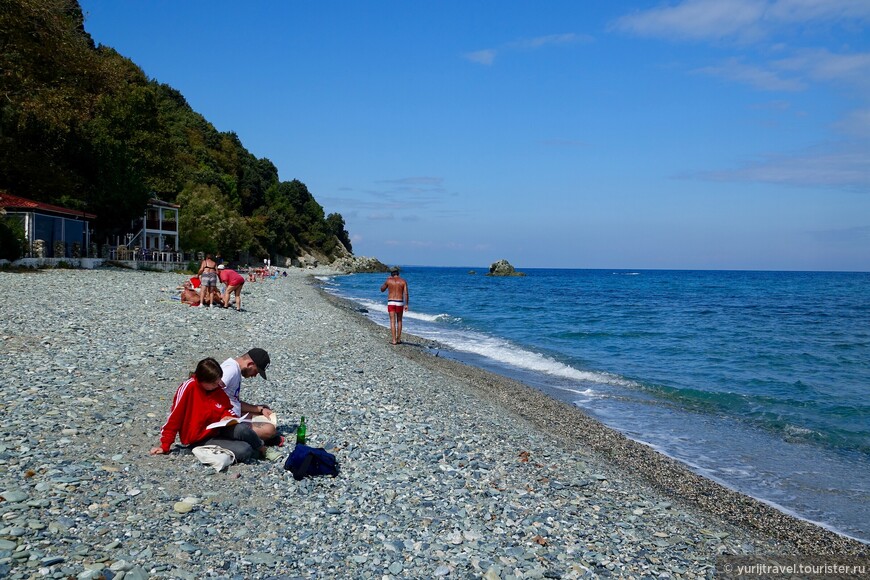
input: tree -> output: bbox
[0,214,27,261]
[326,213,352,252]
[0,0,354,264]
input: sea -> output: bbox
[319,267,870,543]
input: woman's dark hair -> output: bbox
[193,357,223,383]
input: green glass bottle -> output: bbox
[296,416,306,445]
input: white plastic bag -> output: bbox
[192,445,236,473]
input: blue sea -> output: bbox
[320,267,870,543]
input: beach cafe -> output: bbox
[0,191,95,259]
[1,192,190,270]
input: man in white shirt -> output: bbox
[220,348,280,445]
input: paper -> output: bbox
[206,413,251,430]
[251,411,278,426]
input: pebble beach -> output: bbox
[0,268,865,579]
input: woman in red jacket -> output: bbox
[149,358,238,455]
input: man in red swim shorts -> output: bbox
[380,266,409,345]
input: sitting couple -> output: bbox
[150,348,284,463]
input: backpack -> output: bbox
[284,444,339,480]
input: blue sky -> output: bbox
[78,1,870,271]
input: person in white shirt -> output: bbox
[220,348,282,445]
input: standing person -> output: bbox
[149,357,280,461]
[220,348,281,445]
[198,253,219,307]
[217,264,246,311]
[380,266,409,345]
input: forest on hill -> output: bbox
[0,0,352,263]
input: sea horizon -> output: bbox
[393,264,870,275]
[323,266,870,543]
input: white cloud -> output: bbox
[367,212,395,221]
[774,49,870,88]
[614,0,766,42]
[464,49,497,65]
[508,33,592,50]
[465,33,590,66]
[693,142,870,192]
[614,0,870,43]
[836,109,870,138]
[321,176,452,222]
[767,0,870,24]
[694,58,805,91]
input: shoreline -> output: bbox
[317,280,867,555]
[0,267,865,580]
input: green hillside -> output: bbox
[0,0,352,262]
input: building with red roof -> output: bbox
[0,192,95,258]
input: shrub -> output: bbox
[0,218,25,261]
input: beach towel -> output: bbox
[192,445,236,473]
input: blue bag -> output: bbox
[284,444,339,480]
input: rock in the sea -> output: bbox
[331,255,389,273]
[487,259,525,276]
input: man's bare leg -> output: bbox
[388,311,398,344]
[396,312,403,344]
[251,421,276,441]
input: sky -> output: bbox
[77,1,870,271]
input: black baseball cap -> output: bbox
[247,348,270,380]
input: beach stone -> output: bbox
[173,502,193,514]
[0,539,17,550]
[0,491,27,503]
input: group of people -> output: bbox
[150,348,284,463]
[246,266,279,283]
[155,267,410,464]
[190,254,246,311]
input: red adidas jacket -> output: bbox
[158,376,236,452]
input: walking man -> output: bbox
[380,266,409,345]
